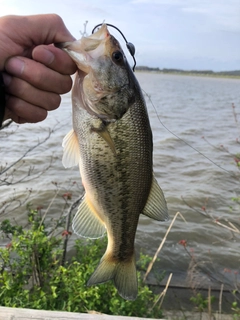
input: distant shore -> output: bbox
[135,66,240,79]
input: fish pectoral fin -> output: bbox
[91,124,116,155]
[87,253,138,301]
[62,129,80,168]
[72,196,106,239]
[142,174,169,221]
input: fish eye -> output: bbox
[112,51,123,64]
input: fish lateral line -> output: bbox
[60,24,169,300]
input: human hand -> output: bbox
[0,14,77,124]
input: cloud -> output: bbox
[181,2,240,32]
[131,0,240,32]
[1,0,239,70]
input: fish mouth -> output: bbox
[57,24,133,122]
[55,24,112,74]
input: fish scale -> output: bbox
[59,24,168,300]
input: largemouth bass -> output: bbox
[58,24,168,300]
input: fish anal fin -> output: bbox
[62,129,80,168]
[91,124,116,155]
[72,196,106,239]
[87,253,137,301]
[142,174,169,221]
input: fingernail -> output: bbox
[6,57,25,76]
[41,48,55,65]
[2,72,12,86]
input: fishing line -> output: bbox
[92,23,136,71]
[143,89,234,176]
[93,23,234,176]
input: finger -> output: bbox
[3,72,61,111]
[32,44,77,75]
[0,14,76,71]
[26,14,76,44]
[2,14,75,47]
[5,56,72,94]
[3,106,26,124]
[5,95,48,123]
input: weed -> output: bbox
[0,208,163,318]
[190,292,215,314]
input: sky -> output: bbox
[1,0,240,71]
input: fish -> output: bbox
[58,24,168,300]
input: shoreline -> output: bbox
[135,69,240,79]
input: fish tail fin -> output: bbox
[87,253,138,301]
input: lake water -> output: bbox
[0,72,240,291]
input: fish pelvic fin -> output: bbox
[72,196,106,239]
[142,174,169,221]
[87,253,138,301]
[62,129,80,168]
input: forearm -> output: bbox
[0,72,5,127]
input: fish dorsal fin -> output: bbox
[72,196,106,239]
[142,175,169,221]
[62,129,80,168]
[91,125,116,155]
